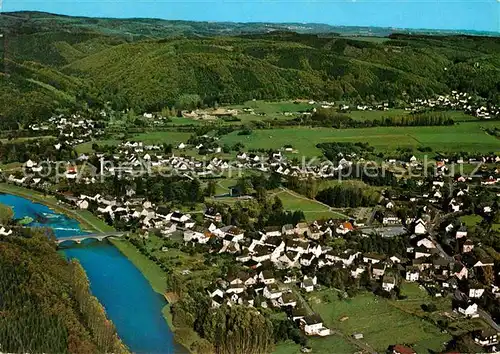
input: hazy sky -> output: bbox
[3,0,499,32]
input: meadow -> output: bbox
[220,121,500,157]
[276,188,349,220]
[348,109,476,122]
[307,288,451,353]
[273,336,357,354]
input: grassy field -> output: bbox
[0,135,55,143]
[273,336,357,354]
[229,100,313,114]
[220,122,500,157]
[307,289,451,353]
[75,139,122,154]
[0,183,114,232]
[348,109,476,122]
[276,188,349,220]
[130,131,192,145]
[460,214,483,228]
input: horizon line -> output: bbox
[2,10,499,36]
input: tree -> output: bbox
[205,180,217,197]
[175,94,202,110]
[201,305,273,354]
[0,204,13,224]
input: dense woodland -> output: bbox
[1,12,500,129]
[0,228,127,354]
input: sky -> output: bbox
[3,0,499,32]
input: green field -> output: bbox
[348,109,476,122]
[274,336,357,354]
[220,122,500,157]
[75,139,122,154]
[130,131,192,145]
[276,189,349,220]
[460,214,483,228]
[307,290,451,353]
[229,100,313,114]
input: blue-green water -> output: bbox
[0,193,180,354]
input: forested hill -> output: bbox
[0,229,127,354]
[0,11,499,121]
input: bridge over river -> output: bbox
[56,232,127,245]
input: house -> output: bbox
[363,253,384,264]
[263,283,282,299]
[336,221,354,234]
[0,226,12,236]
[226,284,245,294]
[282,224,295,235]
[77,199,89,210]
[207,286,224,299]
[473,329,499,347]
[382,275,396,292]
[278,292,298,308]
[473,257,495,268]
[463,239,474,253]
[452,262,468,280]
[161,222,177,236]
[169,211,190,223]
[300,253,315,267]
[456,226,468,239]
[289,307,308,322]
[252,245,274,263]
[295,222,310,236]
[301,276,317,292]
[416,237,435,249]
[262,226,282,237]
[259,270,276,285]
[456,302,478,318]
[300,314,330,336]
[469,282,485,298]
[184,227,210,244]
[414,219,427,234]
[389,255,404,264]
[383,212,400,225]
[308,225,322,240]
[204,210,222,223]
[414,246,433,259]
[405,267,420,282]
[372,263,386,279]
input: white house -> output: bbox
[382,275,396,292]
[405,267,420,282]
[414,219,427,234]
[263,284,282,299]
[457,303,478,318]
[300,315,330,336]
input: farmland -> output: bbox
[348,109,477,122]
[220,121,500,157]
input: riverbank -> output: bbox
[0,183,113,232]
[110,238,200,352]
[0,183,196,352]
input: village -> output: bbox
[2,122,500,352]
[1,88,500,353]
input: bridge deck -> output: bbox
[56,232,126,244]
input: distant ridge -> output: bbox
[1,11,499,38]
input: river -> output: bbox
[0,193,181,354]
